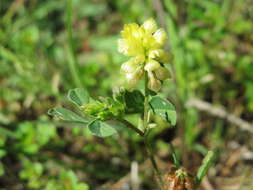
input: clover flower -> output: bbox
[118,18,172,92]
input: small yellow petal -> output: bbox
[142,18,157,34]
[144,59,160,72]
[153,28,167,45]
[121,23,139,38]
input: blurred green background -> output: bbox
[1,0,253,189]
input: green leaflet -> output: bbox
[88,120,118,137]
[124,90,144,114]
[149,96,177,125]
[67,88,89,106]
[48,107,88,124]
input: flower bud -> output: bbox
[154,66,171,81]
[153,28,167,45]
[144,59,160,72]
[142,18,157,34]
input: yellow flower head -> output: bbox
[118,18,172,92]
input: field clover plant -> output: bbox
[48,19,215,190]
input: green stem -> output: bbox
[143,71,164,189]
[169,143,181,168]
[118,118,144,136]
[144,135,164,189]
[66,0,82,87]
[143,72,149,133]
